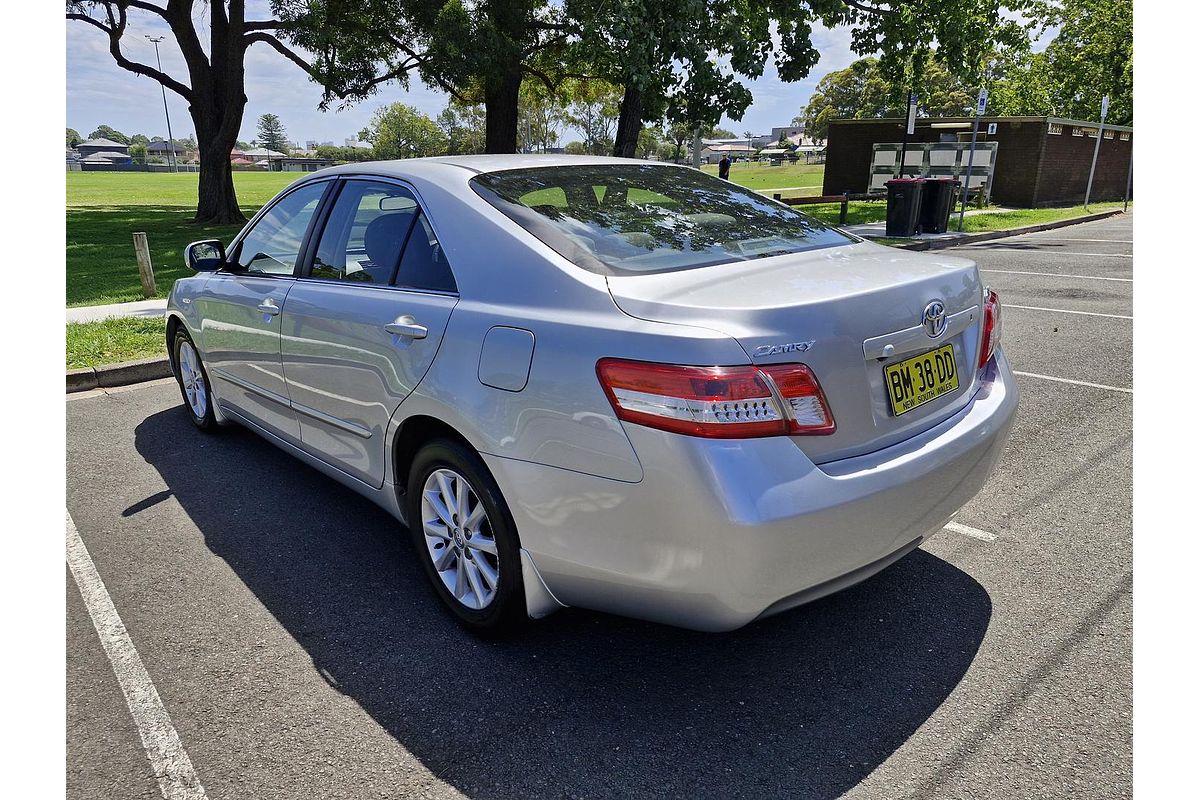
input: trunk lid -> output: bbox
[606,241,986,464]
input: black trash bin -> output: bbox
[885,178,925,237]
[919,178,961,234]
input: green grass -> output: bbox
[67,172,299,306]
[955,201,1128,233]
[700,162,825,194]
[798,199,1130,236]
[66,316,168,369]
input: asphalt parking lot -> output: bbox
[66,214,1132,800]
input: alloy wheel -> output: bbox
[177,340,208,418]
[420,468,501,610]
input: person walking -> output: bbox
[718,152,731,180]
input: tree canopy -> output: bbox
[359,103,447,160]
[798,56,974,142]
[988,0,1132,124]
[87,124,130,144]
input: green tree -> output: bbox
[436,104,488,155]
[88,124,129,143]
[130,133,151,146]
[129,142,148,162]
[256,114,289,152]
[68,1,437,223]
[360,103,447,159]
[798,56,974,143]
[989,0,1131,124]
[564,140,588,155]
[564,80,622,155]
[66,128,82,148]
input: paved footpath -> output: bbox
[67,298,167,325]
[66,215,1131,799]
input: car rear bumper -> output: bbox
[484,350,1018,631]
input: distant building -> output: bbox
[823,115,1133,207]
[76,138,129,159]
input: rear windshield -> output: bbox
[470,163,856,276]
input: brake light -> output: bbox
[596,359,835,438]
[979,289,1002,369]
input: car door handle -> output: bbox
[256,299,281,316]
[384,316,428,340]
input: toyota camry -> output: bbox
[166,155,1017,632]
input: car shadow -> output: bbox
[134,408,992,800]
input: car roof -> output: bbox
[309,154,685,185]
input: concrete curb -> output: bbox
[67,356,172,394]
[887,209,1126,251]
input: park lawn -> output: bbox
[67,171,299,306]
[802,199,1130,233]
[700,161,825,194]
[955,201,1128,233]
[66,316,168,369]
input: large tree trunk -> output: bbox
[613,84,644,158]
[189,76,247,224]
[195,131,244,225]
[484,67,522,154]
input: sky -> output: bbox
[66,4,860,147]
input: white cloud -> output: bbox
[720,23,858,133]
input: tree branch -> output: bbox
[842,0,899,15]
[66,8,193,100]
[126,1,168,19]
[244,31,319,77]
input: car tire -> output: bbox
[173,329,216,432]
[406,438,526,633]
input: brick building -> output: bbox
[823,116,1132,207]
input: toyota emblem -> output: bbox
[922,300,947,338]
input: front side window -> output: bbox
[470,164,854,275]
[233,181,327,275]
[310,181,420,284]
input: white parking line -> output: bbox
[970,250,1132,258]
[944,522,996,541]
[66,510,208,800]
[1013,370,1133,394]
[1006,304,1132,320]
[981,269,1132,283]
[1021,238,1133,244]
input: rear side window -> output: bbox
[233,181,327,275]
[471,164,854,275]
[394,212,456,293]
[310,181,419,284]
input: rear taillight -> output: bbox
[979,289,1002,369]
[596,359,835,438]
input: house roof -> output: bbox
[80,151,131,161]
[80,138,128,149]
[244,147,287,157]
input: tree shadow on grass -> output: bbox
[66,205,248,306]
[134,408,992,800]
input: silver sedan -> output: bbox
[167,155,1017,632]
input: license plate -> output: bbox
[884,344,959,416]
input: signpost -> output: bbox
[957,88,988,231]
[1084,95,1110,209]
[898,92,918,177]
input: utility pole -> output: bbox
[1084,95,1110,209]
[145,36,177,172]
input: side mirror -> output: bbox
[184,239,227,272]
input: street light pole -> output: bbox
[145,36,177,173]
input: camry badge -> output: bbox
[753,340,816,358]
[922,300,947,338]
